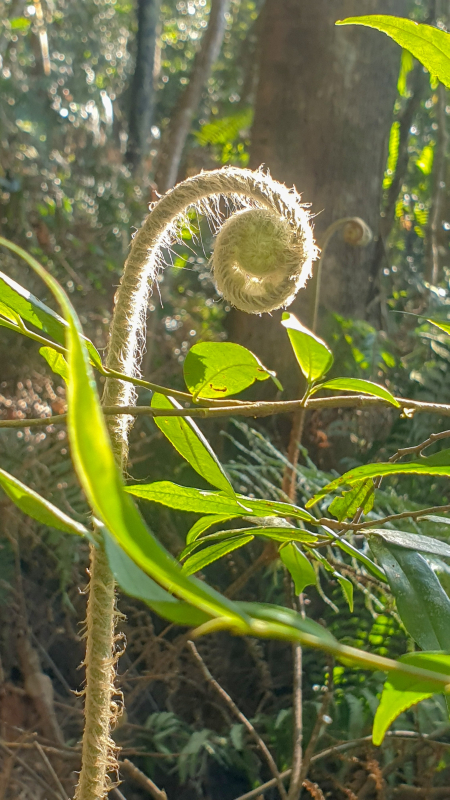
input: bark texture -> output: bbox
[229,0,408,387]
[127,0,161,171]
[154,0,230,192]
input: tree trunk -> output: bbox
[154,0,231,192]
[228,0,408,391]
[126,0,161,172]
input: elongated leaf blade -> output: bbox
[337,16,450,89]
[328,480,374,521]
[39,346,69,382]
[125,480,314,521]
[103,531,210,626]
[369,537,450,650]
[315,378,400,407]
[186,514,240,544]
[280,542,317,595]
[307,449,450,507]
[373,652,450,745]
[239,602,337,645]
[183,341,280,399]
[181,525,320,559]
[281,313,333,382]
[368,528,450,559]
[151,393,235,495]
[182,535,254,576]
[0,270,103,368]
[425,317,450,336]
[0,466,89,537]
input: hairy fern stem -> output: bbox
[75,166,315,799]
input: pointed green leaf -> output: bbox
[425,317,450,336]
[181,526,320,560]
[151,393,235,495]
[337,574,354,612]
[281,312,333,382]
[369,537,450,650]
[182,535,254,576]
[103,531,210,626]
[125,480,314,522]
[183,341,282,399]
[39,346,69,383]
[0,299,23,327]
[0,466,89,537]
[368,528,450,559]
[328,480,374,521]
[336,16,450,88]
[307,448,450,507]
[313,378,400,407]
[186,514,240,544]
[239,602,337,646]
[280,542,317,595]
[0,269,103,368]
[373,652,450,746]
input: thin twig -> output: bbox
[0,742,63,800]
[187,640,288,800]
[300,666,333,782]
[2,394,450,430]
[119,759,167,800]
[34,741,69,800]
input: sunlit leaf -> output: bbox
[369,537,450,650]
[182,535,254,576]
[336,16,450,88]
[180,525,320,560]
[183,341,281,399]
[39,346,69,382]
[151,393,235,495]
[0,466,89,537]
[240,602,337,645]
[280,542,317,595]
[416,144,434,175]
[186,514,240,544]
[337,574,354,612]
[125,480,314,522]
[425,317,450,336]
[281,313,333,383]
[312,377,400,407]
[307,449,450,507]
[328,480,374,521]
[373,652,450,745]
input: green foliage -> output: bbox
[337,16,450,88]
[281,312,333,384]
[183,341,280,399]
[328,480,374,521]
[311,377,400,406]
[279,543,317,595]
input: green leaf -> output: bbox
[424,317,450,336]
[183,341,281,399]
[336,16,450,89]
[373,652,450,745]
[306,449,450,507]
[313,377,400,407]
[0,466,89,537]
[280,542,317,595]
[281,313,333,383]
[239,602,337,645]
[416,144,434,175]
[103,531,210,626]
[39,346,69,383]
[125,480,314,522]
[368,528,450,559]
[151,393,235,495]
[182,535,254,576]
[0,299,23,328]
[328,480,374,521]
[186,514,240,544]
[337,574,354,612]
[369,537,450,650]
[180,525,320,560]
[0,236,249,628]
[0,270,103,368]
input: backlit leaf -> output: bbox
[313,377,400,407]
[280,542,317,595]
[151,393,235,495]
[337,16,450,88]
[186,514,240,544]
[373,652,450,745]
[307,449,450,507]
[39,346,69,382]
[182,535,254,575]
[328,480,374,521]
[0,466,89,537]
[183,341,281,399]
[281,313,333,383]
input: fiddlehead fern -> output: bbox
[77,166,316,800]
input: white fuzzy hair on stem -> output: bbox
[102,166,317,466]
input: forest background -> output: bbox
[2,1,450,799]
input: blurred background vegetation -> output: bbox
[2,1,450,798]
